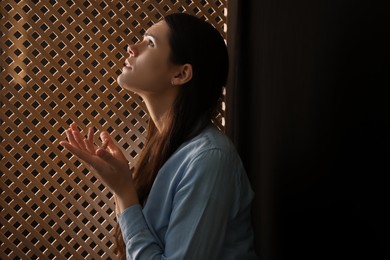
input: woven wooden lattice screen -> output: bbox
[0,0,227,258]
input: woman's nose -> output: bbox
[127,44,138,57]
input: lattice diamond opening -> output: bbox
[0,0,227,258]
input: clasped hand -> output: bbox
[60,123,139,213]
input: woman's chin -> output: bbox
[117,81,139,94]
[117,75,131,90]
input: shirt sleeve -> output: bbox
[118,204,163,259]
[118,148,239,260]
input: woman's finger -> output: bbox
[87,127,94,143]
[99,131,128,162]
[61,140,108,173]
[84,138,95,154]
[70,122,80,132]
[99,132,111,151]
[100,131,119,152]
[84,127,96,153]
[72,130,87,150]
[60,140,88,162]
[65,129,81,149]
[101,139,109,150]
[70,123,87,149]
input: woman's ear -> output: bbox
[171,64,192,86]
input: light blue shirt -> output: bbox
[118,125,257,259]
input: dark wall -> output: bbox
[227,1,389,259]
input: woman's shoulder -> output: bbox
[160,124,245,178]
[180,125,236,157]
[165,125,245,174]
[157,124,252,205]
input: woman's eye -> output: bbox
[148,40,155,47]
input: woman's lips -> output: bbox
[123,60,132,70]
[125,59,132,67]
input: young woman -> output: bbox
[60,13,257,259]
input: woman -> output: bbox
[60,13,257,259]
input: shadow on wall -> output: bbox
[277,3,389,260]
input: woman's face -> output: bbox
[117,20,177,95]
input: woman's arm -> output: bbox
[62,124,237,259]
[119,149,237,259]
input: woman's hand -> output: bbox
[60,123,139,213]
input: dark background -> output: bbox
[226,1,389,259]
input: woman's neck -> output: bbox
[141,93,175,133]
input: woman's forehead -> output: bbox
[144,20,169,42]
[146,20,166,33]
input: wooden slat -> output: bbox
[0,0,227,258]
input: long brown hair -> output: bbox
[114,13,229,259]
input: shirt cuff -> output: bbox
[117,204,148,241]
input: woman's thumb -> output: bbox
[100,131,111,144]
[96,147,113,161]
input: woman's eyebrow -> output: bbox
[144,32,157,41]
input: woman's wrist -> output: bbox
[115,190,139,215]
